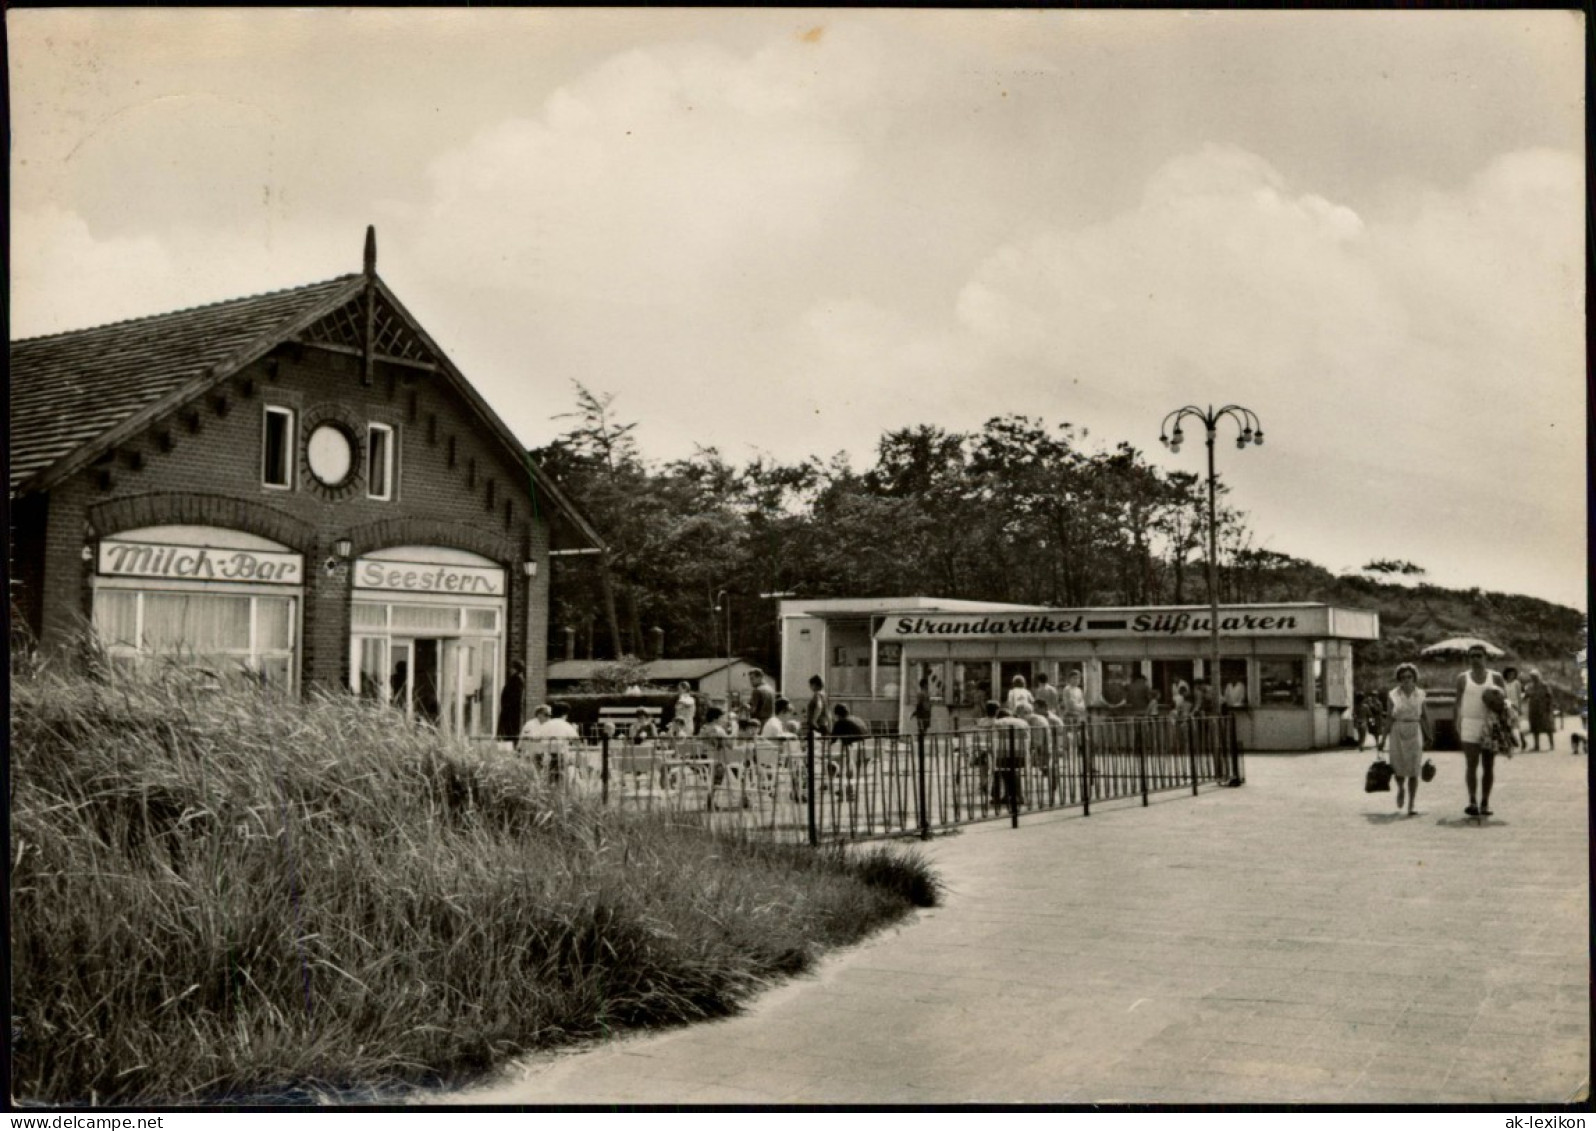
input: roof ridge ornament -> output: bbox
[362,226,377,384]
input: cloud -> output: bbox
[410,27,911,310]
[955,145,1402,407]
[8,204,363,338]
[941,143,1584,600]
[10,206,176,336]
[7,14,1583,605]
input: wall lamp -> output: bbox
[333,537,353,560]
[523,560,538,579]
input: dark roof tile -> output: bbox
[9,276,358,493]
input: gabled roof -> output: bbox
[547,658,749,684]
[8,263,603,550]
[10,276,358,494]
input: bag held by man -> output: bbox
[1364,758,1394,793]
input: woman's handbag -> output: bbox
[1420,758,1436,783]
[1365,758,1394,793]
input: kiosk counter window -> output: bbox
[950,661,987,709]
[1099,661,1136,709]
[1219,659,1250,708]
[826,619,874,697]
[911,660,949,703]
[1258,657,1306,707]
[1150,659,1196,707]
[876,643,903,699]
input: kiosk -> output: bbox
[869,602,1378,750]
[777,597,1045,731]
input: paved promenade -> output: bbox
[455,743,1590,1105]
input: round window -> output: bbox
[306,423,355,486]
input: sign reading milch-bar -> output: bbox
[98,539,304,585]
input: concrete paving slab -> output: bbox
[446,745,1589,1105]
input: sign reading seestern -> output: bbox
[99,540,303,585]
[354,560,505,596]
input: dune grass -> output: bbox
[8,659,939,1106]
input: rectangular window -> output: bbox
[389,604,462,633]
[1258,658,1306,707]
[351,602,387,629]
[911,661,948,704]
[1218,659,1249,709]
[93,590,140,647]
[367,423,394,500]
[92,590,297,692]
[263,406,294,489]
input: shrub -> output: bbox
[9,664,938,1105]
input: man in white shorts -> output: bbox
[1455,645,1507,818]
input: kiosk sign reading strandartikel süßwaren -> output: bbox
[876,607,1321,640]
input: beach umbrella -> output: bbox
[1419,636,1506,659]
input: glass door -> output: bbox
[361,632,501,736]
[356,636,390,703]
[388,639,415,718]
[437,638,491,736]
[412,639,443,726]
[452,639,496,739]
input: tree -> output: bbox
[579,654,652,694]
[534,384,653,658]
[1366,555,1430,583]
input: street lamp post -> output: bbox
[712,588,731,657]
[1160,404,1263,786]
[760,589,796,680]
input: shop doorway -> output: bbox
[356,633,498,737]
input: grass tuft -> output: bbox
[9,662,939,1105]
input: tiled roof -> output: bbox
[9,276,359,494]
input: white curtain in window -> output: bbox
[143,593,251,654]
[93,591,139,647]
[389,604,460,632]
[256,596,294,652]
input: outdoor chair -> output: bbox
[610,740,663,794]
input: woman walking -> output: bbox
[1386,663,1429,816]
[1523,670,1555,751]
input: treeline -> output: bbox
[533,385,1584,674]
[538,385,1254,669]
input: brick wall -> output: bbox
[31,341,564,705]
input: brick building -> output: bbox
[9,230,602,736]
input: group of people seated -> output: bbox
[513,682,877,794]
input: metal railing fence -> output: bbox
[515,713,1242,844]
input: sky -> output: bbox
[8,9,1588,610]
